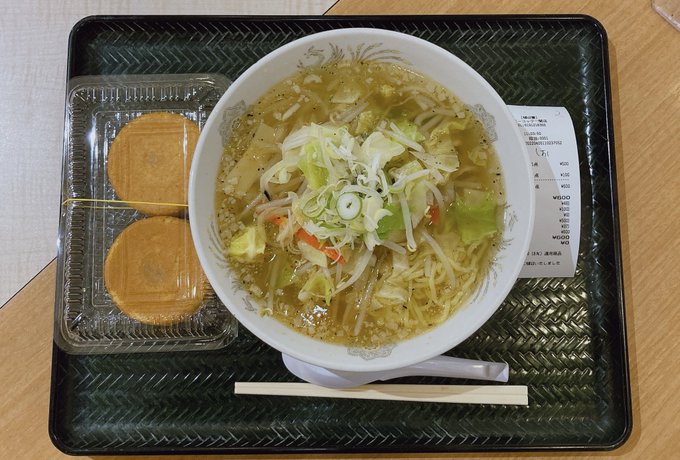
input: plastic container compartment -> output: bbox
[55,73,238,354]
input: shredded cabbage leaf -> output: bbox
[453,189,499,245]
[228,226,266,261]
[298,272,333,304]
[260,121,459,255]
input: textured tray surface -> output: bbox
[50,16,629,454]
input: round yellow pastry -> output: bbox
[104,216,206,325]
[107,112,199,216]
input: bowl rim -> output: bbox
[189,27,535,372]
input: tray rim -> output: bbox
[50,13,631,455]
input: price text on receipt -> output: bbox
[508,105,581,278]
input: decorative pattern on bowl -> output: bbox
[348,343,397,360]
[297,42,411,69]
[218,100,247,148]
[471,103,498,142]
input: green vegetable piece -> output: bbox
[355,110,378,135]
[297,143,328,189]
[427,117,469,150]
[276,262,296,289]
[395,119,425,142]
[298,240,328,268]
[453,190,498,245]
[300,272,333,305]
[407,180,430,226]
[390,159,423,178]
[447,116,469,131]
[359,132,405,169]
[467,145,488,166]
[427,137,457,157]
[376,203,405,239]
[228,226,266,261]
[427,123,450,146]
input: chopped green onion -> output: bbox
[336,192,361,220]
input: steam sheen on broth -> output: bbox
[216,60,503,347]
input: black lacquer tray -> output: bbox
[49,15,630,455]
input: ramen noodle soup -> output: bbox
[216,60,503,347]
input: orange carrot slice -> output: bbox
[428,204,440,225]
[266,215,345,264]
[294,228,345,264]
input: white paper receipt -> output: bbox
[507,105,581,278]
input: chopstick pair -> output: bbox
[235,382,529,405]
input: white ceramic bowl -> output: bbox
[189,28,534,372]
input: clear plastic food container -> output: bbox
[55,74,237,354]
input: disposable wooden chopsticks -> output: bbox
[235,382,528,405]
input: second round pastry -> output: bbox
[107,112,200,216]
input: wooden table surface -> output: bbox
[2,0,679,458]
